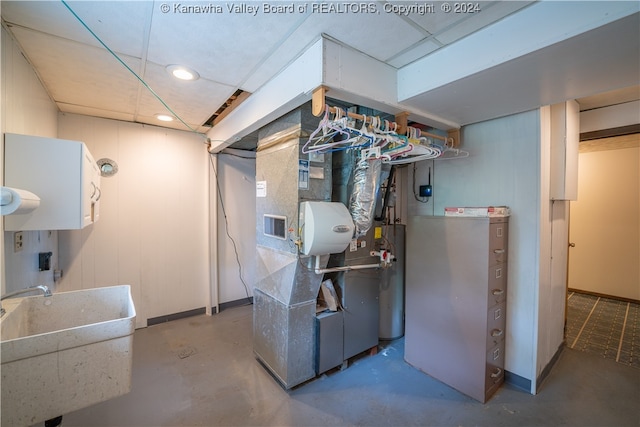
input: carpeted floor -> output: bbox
[566,291,640,369]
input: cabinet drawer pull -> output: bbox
[492,289,504,296]
[493,249,505,254]
[491,329,504,337]
[490,368,502,378]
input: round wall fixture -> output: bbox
[97,158,119,177]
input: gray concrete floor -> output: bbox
[61,304,640,427]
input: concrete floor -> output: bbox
[60,304,640,427]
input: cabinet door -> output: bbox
[5,134,84,230]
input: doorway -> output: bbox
[565,134,639,367]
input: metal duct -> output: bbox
[253,105,333,389]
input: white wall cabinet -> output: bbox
[4,133,100,231]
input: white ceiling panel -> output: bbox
[428,1,535,45]
[3,1,152,58]
[240,33,318,93]
[387,38,441,68]
[137,61,235,126]
[9,26,141,113]
[133,111,211,134]
[146,6,304,86]
[317,10,425,63]
[402,2,489,35]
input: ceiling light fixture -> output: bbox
[166,64,200,81]
[155,114,174,122]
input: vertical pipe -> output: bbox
[208,153,220,315]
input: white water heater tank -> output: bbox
[301,201,354,256]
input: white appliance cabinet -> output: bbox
[4,133,100,231]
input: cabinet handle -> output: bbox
[493,249,505,254]
[90,182,97,198]
[94,187,101,202]
[491,368,502,382]
[491,329,504,337]
[492,289,504,296]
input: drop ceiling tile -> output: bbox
[433,1,536,45]
[387,38,441,68]
[403,4,476,35]
[146,7,306,87]
[317,12,426,63]
[136,62,236,126]
[2,1,152,58]
[10,26,141,113]
[134,113,211,134]
[243,12,426,92]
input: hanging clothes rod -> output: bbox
[324,104,448,143]
[311,86,449,143]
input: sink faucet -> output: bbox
[1,285,52,317]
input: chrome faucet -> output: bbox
[1,285,52,317]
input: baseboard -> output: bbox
[504,370,532,393]
[568,288,639,304]
[145,298,253,326]
[147,307,206,326]
[536,343,565,393]
[219,297,253,311]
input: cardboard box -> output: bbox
[444,206,511,217]
[319,279,339,312]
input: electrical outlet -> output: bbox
[14,231,24,252]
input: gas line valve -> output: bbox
[370,250,394,267]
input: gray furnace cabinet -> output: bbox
[405,215,508,403]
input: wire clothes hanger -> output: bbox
[304,103,469,164]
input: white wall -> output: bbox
[213,152,256,305]
[569,145,640,300]
[1,26,59,296]
[408,110,557,391]
[56,113,210,328]
[536,106,569,386]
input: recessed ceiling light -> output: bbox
[166,64,199,81]
[155,114,174,122]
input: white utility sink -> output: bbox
[1,285,136,426]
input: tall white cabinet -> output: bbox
[405,215,509,403]
[4,133,100,231]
